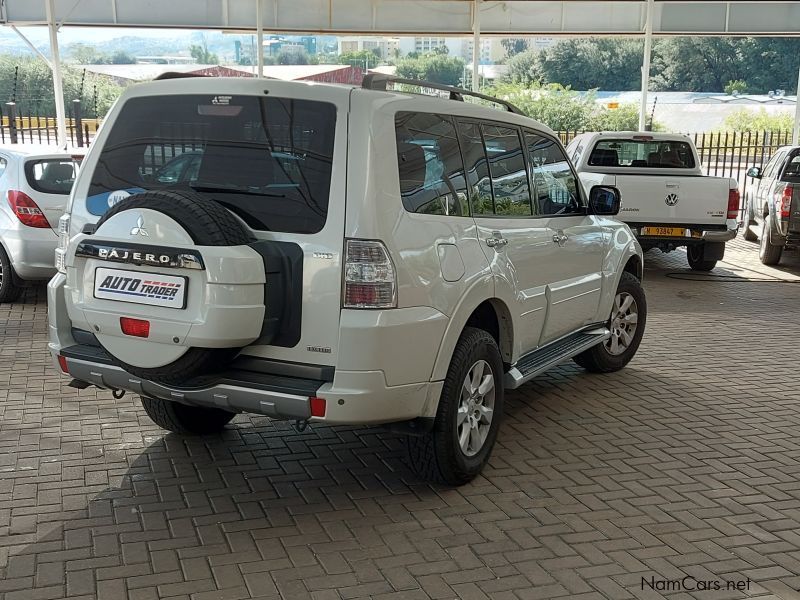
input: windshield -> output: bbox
[589,139,696,169]
[87,94,336,234]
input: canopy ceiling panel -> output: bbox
[1,0,799,35]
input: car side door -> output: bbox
[524,130,606,344]
[755,151,785,226]
[458,119,556,359]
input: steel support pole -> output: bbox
[472,0,481,92]
[793,64,800,146]
[639,0,654,131]
[256,0,264,78]
[46,0,67,147]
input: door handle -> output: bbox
[486,237,508,248]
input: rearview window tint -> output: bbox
[87,95,336,234]
[589,139,696,169]
[26,159,79,195]
[395,112,469,216]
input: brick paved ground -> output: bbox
[2,237,800,600]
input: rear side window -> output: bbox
[395,112,469,216]
[481,124,532,216]
[26,159,79,194]
[782,153,800,182]
[87,95,336,234]
[589,139,696,169]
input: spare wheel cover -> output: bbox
[88,190,259,385]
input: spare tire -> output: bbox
[93,190,255,385]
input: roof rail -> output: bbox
[362,73,524,116]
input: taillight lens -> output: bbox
[727,188,740,220]
[343,239,397,309]
[55,214,70,273]
[120,317,150,338]
[7,190,50,228]
[776,185,793,220]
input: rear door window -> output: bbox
[26,159,79,194]
[87,95,336,234]
[782,152,800,182]
[395,112,469,216]
[458,121,495,216]
[589,139,696,169]
[481,124,533,217]
[525,131,583,216]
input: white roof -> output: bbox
[76,63,356,82]
[0,143,86,157]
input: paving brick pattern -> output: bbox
[2,237,800,600]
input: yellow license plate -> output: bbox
[641,226,686,237]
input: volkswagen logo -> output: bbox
[665,193,679,207]
[130,215,150,237]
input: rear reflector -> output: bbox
[727,188,741,220]
[120,317,150,338]
[57,355,69,374]
[7,190,50,228]
[310,397,327,418]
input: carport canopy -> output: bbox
[2,0,800,144]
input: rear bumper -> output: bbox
[1,225,58,280]
[702,229,737,243]
[55,346,437,425]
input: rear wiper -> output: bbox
[191,183,286,198]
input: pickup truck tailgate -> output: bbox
[581,173,733,227]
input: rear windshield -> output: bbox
[25,158,80,194]
[589,139,696,169]
[782,152,800,182]
[87,95,336,234]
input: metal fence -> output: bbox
[0,100,97,148]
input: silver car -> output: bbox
[0,145,83,302]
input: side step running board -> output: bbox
[504,328,610,389]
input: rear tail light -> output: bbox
[55,214,70,273]
[776,185,793,220]
[343,239,397,309]
[727,188,740,220]
[7,190,50,228]
[309,397,327,418]
[120,317,150,338]
[57,355,69,374]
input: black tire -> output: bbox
[94,191,253,385]
[0,244,22,304]
[687,243,718,272]
[759,216,784,265]
[742,201,758,242]
[573,272,647,374]
[141,396,235,435]
[407,327,504,486]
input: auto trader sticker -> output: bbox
[94,267,187,309]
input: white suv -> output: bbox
[49,75,646,485]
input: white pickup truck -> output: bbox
[567,132,739,271]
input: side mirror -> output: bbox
[747,166,762,179]
[589,185,621,216]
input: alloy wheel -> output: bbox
[605,292,639,356]
[457,359,495,457]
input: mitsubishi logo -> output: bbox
[130,215,149,237]
[665,193,679,207]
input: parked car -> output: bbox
[0,145,83,302]
[567,132,740,271]
[742,146,800,265]
[50,75,646,485]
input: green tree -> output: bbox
[724,79,748,95]
[651,37,744,92]
[395,52,465,86]
[69,43,99,65]
[338,50,380,69]
[723,108,794,132]
[501,39,529,59]
[109,50,136,65]
[0,55,123,116]
[504,49,540,85]
[276,50,309,65]
[490,83,595,131]
[189,41,219,64]
[536,38,645,91]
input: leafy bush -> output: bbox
[723,108,794,132]
[395,52,465,87]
